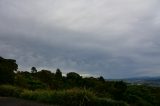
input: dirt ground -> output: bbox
[0,97,56,106]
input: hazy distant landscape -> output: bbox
[123,76,160,87]
[108,76,160,87]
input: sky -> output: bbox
[0,0,160,78]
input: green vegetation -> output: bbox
[0,85,22,97]
[0,57,18,84]
[0,85,127,106]
[0,56,160,106]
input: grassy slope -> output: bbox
[0,85,128,106]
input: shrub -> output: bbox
[20,88,128,106]
[20,90,54,103]
[20,88,95,105]
[92,98,128,106]
[60,88,95,106]
[0,85,22,97]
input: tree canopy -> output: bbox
[0,57,18,84]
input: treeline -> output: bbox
[0,56,160,106]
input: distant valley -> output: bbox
[107,76,160,87]
[122,76,160,87]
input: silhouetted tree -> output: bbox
[66,72,83,87]
[36,70,54,87]
[0,57,18,84]
[67,72,81,80]
[98,76,105,83]
[55,68,62,79]
[31,67,37,73]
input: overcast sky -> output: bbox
[0,0,160,78]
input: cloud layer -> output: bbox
[0,0,160,78]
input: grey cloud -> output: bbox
[0,0,160,78]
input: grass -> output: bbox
[0,85,128,106]
[20,88,95,105]
[0,85,22,97]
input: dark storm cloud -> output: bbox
[0,0,160,78]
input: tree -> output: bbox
[31,67,37,73]
[98,76,105,82]
[0,57,18,84]
[66,72,82,87]
[55,68,62,79]
[36,70,53,86]
[67,72,81,80]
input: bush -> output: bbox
[20,88,128,106]
[124,85,153,106]
[93,98,128,106]
[20,88,94,105]
[61,88,95,106]
[20,90,54,103]
[0,85,22,97]
[0,84,129,106]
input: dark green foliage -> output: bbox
[111,81,127,100]
[55,68,62,79]
[14,73,28,88]
[92,98,128,106]
[0,57,18,84]
[27,79,46,90]
[0,85,22,97]
[0,56,160,106]
[98,76,105,83]
[66,72,82,88]
[67,72,81,79]
[15,71,47,90]
[82,77,99,88]
[36,70,53,86]
[124,85,160,106]
[0,84,128,106]
[20,88,128,106]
